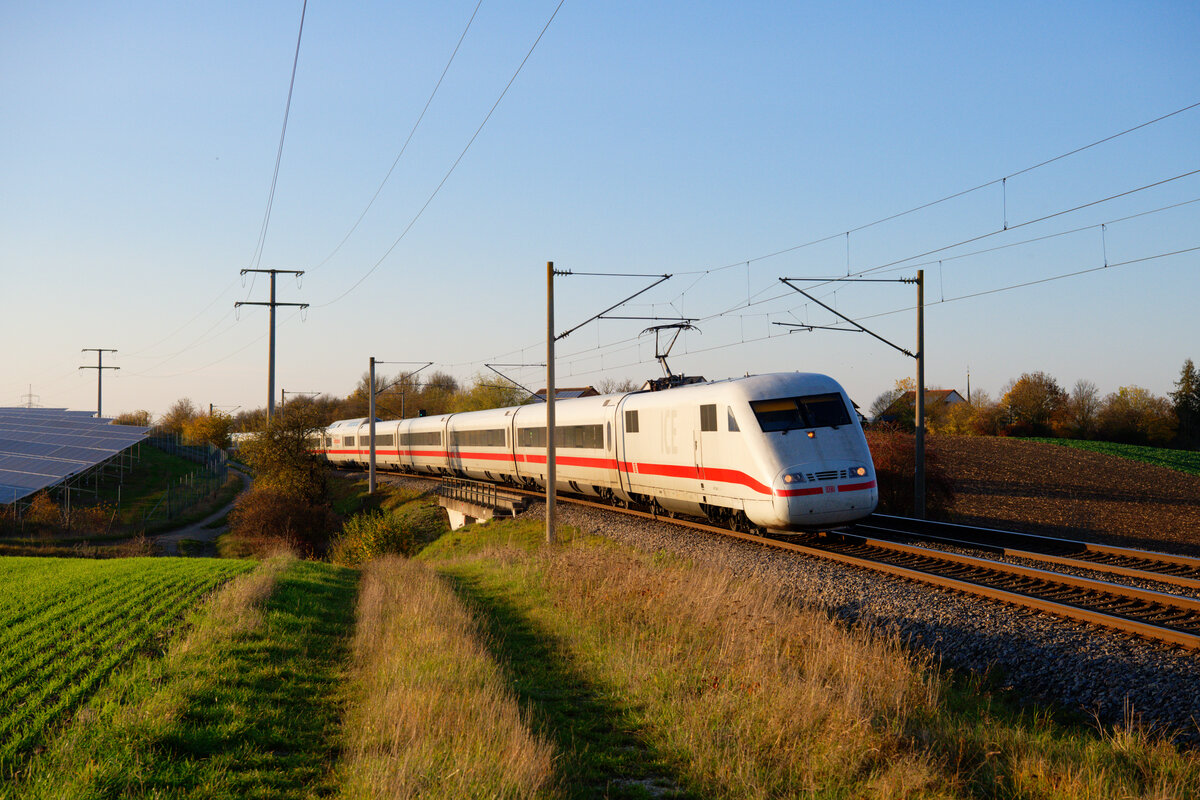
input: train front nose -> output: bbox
[772,462,878,527]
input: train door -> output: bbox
[612,396,632,499]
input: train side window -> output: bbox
[727,407,740,432]
[345,436,356,447]
[700,404,717,432]
[625,409,639,433]
[606,421,611,450]
[450,429,506,447]
[518,427,546,447]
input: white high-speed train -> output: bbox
[317,372,877,530]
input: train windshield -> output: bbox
[749,393,851,432]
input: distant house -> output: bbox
[531,386,599,402]
[876,389,967,425]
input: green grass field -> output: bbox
[0,557,254,774]
[1029,438,1200,476]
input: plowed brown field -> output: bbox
[932,436,1200,556]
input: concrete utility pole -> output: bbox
[546,260,556,544]
[79,348,118,418]
[369,356,377,494]
[778,272,928,518]
[914,270,926,519]
[235,269,308,422]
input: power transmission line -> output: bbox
[235,269,309,420]
[79,349,119,418]
[318,0,569,308]
[311,0,485,272]
[248,0,309,278]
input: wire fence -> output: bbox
[137,434,231,527]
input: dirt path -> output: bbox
[153,469,250,556]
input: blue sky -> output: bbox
[2,1,1197,418]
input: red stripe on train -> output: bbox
[323,448,873,498]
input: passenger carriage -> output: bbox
[320,372,877,530]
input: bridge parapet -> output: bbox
[437,476,527,529]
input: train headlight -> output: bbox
[852,465,868,477]
[782,473,806,484]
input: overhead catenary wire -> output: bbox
[695,166,1200,325]
[528,232,1199,382]
[544,244,1198,382]
[458,104,1200,376]
[670,99,1200,277]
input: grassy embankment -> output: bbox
[7,476,1200,797]
[1029,438,1200,477]
[399,520,1200,798]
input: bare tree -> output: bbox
[159,398,199,436]
[1067,379,1100,438]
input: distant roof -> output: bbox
[0,408,149,504]
[894,389,966,404]
[532,387,599,400]
[877,389,967,421]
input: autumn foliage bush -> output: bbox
[226,487,337,558]
[865,428,954,516]
[225,406,339,557]
[22,493,62,531]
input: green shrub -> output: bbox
[329,511,415,566]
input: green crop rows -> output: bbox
[1029,438,1200,476]
[0,556,253,771]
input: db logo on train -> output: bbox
[823,486,836,494]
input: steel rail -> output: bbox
[872,514,1200,569]
[860,515,1200,589]
[363,471,1200,649]
[852,522,1200,592]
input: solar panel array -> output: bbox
[0,408,150,505]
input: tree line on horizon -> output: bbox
[111,359,1200,453]
[868,358,1200,450]
[111,372,641,450]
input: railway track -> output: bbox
[369,471,1200,650]
[851,515,1200,592]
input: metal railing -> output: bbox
[437,476,501,509]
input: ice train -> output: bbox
[316,372,877,530]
